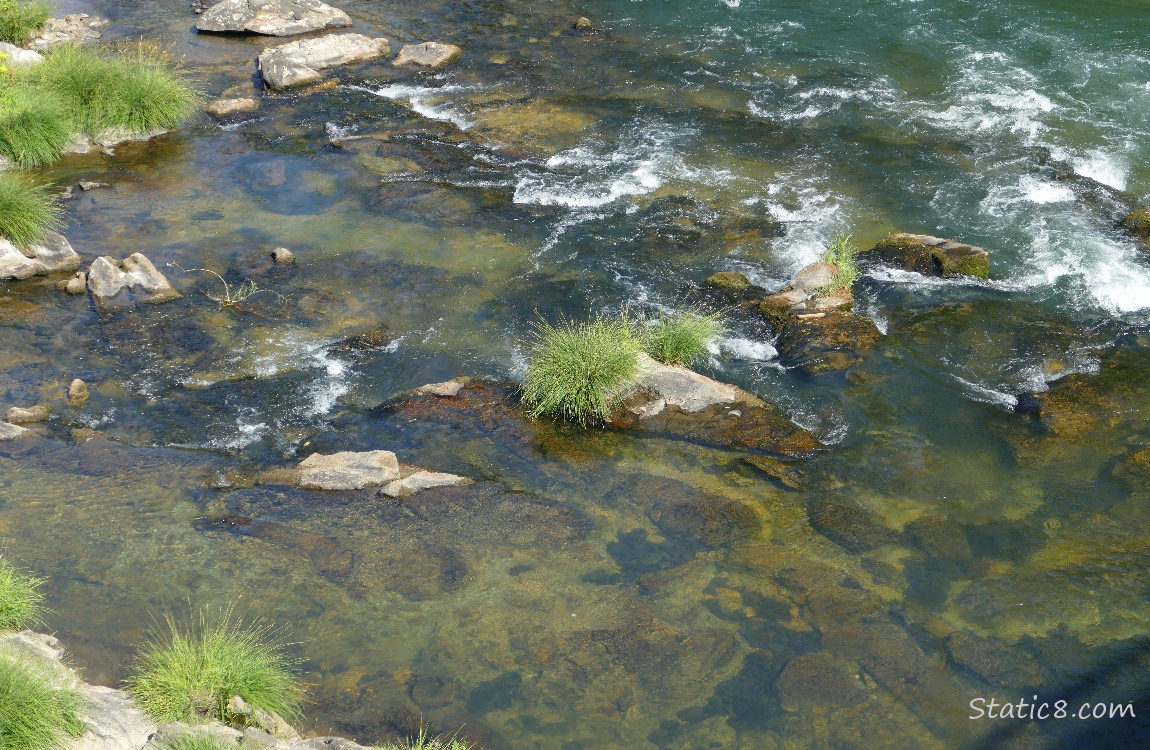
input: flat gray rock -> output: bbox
[197,0,351,36]
[258,33,391,89]
[0,422,30,440]
[0,41,43,66]
[87,253,180,306]
[380,470,472,498]
[0,232,81,280]
[393,41,461,69]
[297,449,400,490]
[624,353,744,414]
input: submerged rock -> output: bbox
[807,497,897,552]
[5,404,50,424]
[270,246,295,265]
[1120,208,1150,246]
[0,232,81,280]
[258,34,391,89]
[393,41,462,69]
[86,253,181,306]
[380,470,473,498]
[196,0,351,36]
[68,379,90,408]
[704,271,752,293]
[28,14,108,51]
[0,41,42,66]
[865,233,990,278]
[59,271,87,294]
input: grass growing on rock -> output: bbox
[125,609,303,728]
[0,0,51,46]
[0,652,85,750]
[521,314,642,426]
[818,232,860,293]
[643,310,722,367]
[0,87,72,169]
[0,557,45,632]
[376,725,474,750]
[0,173,61,248]
[156,731,240,750]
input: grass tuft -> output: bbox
[0,87,72,169]
[376,725,474,750]
[0,557,45,632]
[124,607,304,728]
[155,731,240,750]
[521,314,642,427]
[818,232,859,293]
[0,0,52,46]
[643,310,722,367]
[0,651,85,750]
[29,44,198,136]
[0,173,62,249]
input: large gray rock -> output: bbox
[0,232,81,280]
[28,14,108,51]
[258,33,391,89]
[0,422,30,440]
[86,253,180,306]
[622,353,741,415]
[197,0,351,36]
[393,41,461,69]
[0,41,43,66]
[297,449,400,490]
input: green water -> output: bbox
[3,0,1150,747]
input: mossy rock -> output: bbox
[867,233,989,279]
[704,271,751,293]
[774,311,881,376]
[1119,209,1150,241]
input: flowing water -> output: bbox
[3,0,1150,747]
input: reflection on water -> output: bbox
[2,0,1150,747]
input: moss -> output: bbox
[871,233,924,252]
[1120,209,1150,238]
[939,251,990,279]
[704,271,751,292]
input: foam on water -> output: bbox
[361,83,473,129]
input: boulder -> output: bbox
[258,34,391,89]
[205,97,260,117]
[0,41,43,66]
[297,449,400,490]
[5,405,50,424]
[0,232,82,280]
[196,0,351,36]
[28,14,108,51]
[68,379,90,407]
[625,353,741,413]
[1120,209,1150,245]
[60,271,87,294]
[0,422,30,440]
[270,247,295,264]
[86,253,180,306]
[865,233,990,278]
[393,41,462,69]
[417,379,466,397]
[704,271,752,293]
[380,470,473,498]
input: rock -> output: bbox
[206,97,260,117]
[704,271,752,292]
[417,379,465,397]
[196,0,351,36]
[393,41,462,69]
[68,379,90,407]
[296,449,400,490]
[86,253,181,306]
[772,310,881,376]
[0,232,82,280]
[28,14,108,51]
[78,180,109,191]
[145,724,243,750]
[5,405,50,424]
[270,247,295,264]
[380,470,472,498]
[227,695,299,739]
[0,41,43,66]
[807,497,897,552]
[866,233,990,278]
[625,353,742,413]
[60,271,87,294]
[258,34,391,89]
[791,261,838,292]
[0,422,30,440]
[776,652,867,712]
[742,454,807,489]
[946,631,1047,689]
[1120,208,1150,244]
[573,16,592,31]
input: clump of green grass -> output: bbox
[124,608,304,728]
[818,232,860,293]
[0,87,72,169]
[28,43,199,136]
[0,652,85,750]
[521,314,643,427]
[0,173,62,248]
[0,557,45,632]
[0,0,52,46]
[376,725,474,750]
[156,731,240,750]
[643,310,722,367]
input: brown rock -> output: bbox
[866,233,990,278]
[393,41,462,69]
[68,379,90,408]
[5,405,50,424]
[270,247,295,264]
[296,449,401,490]
[206,97,260,117]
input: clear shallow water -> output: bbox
[3,0,1150,747]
